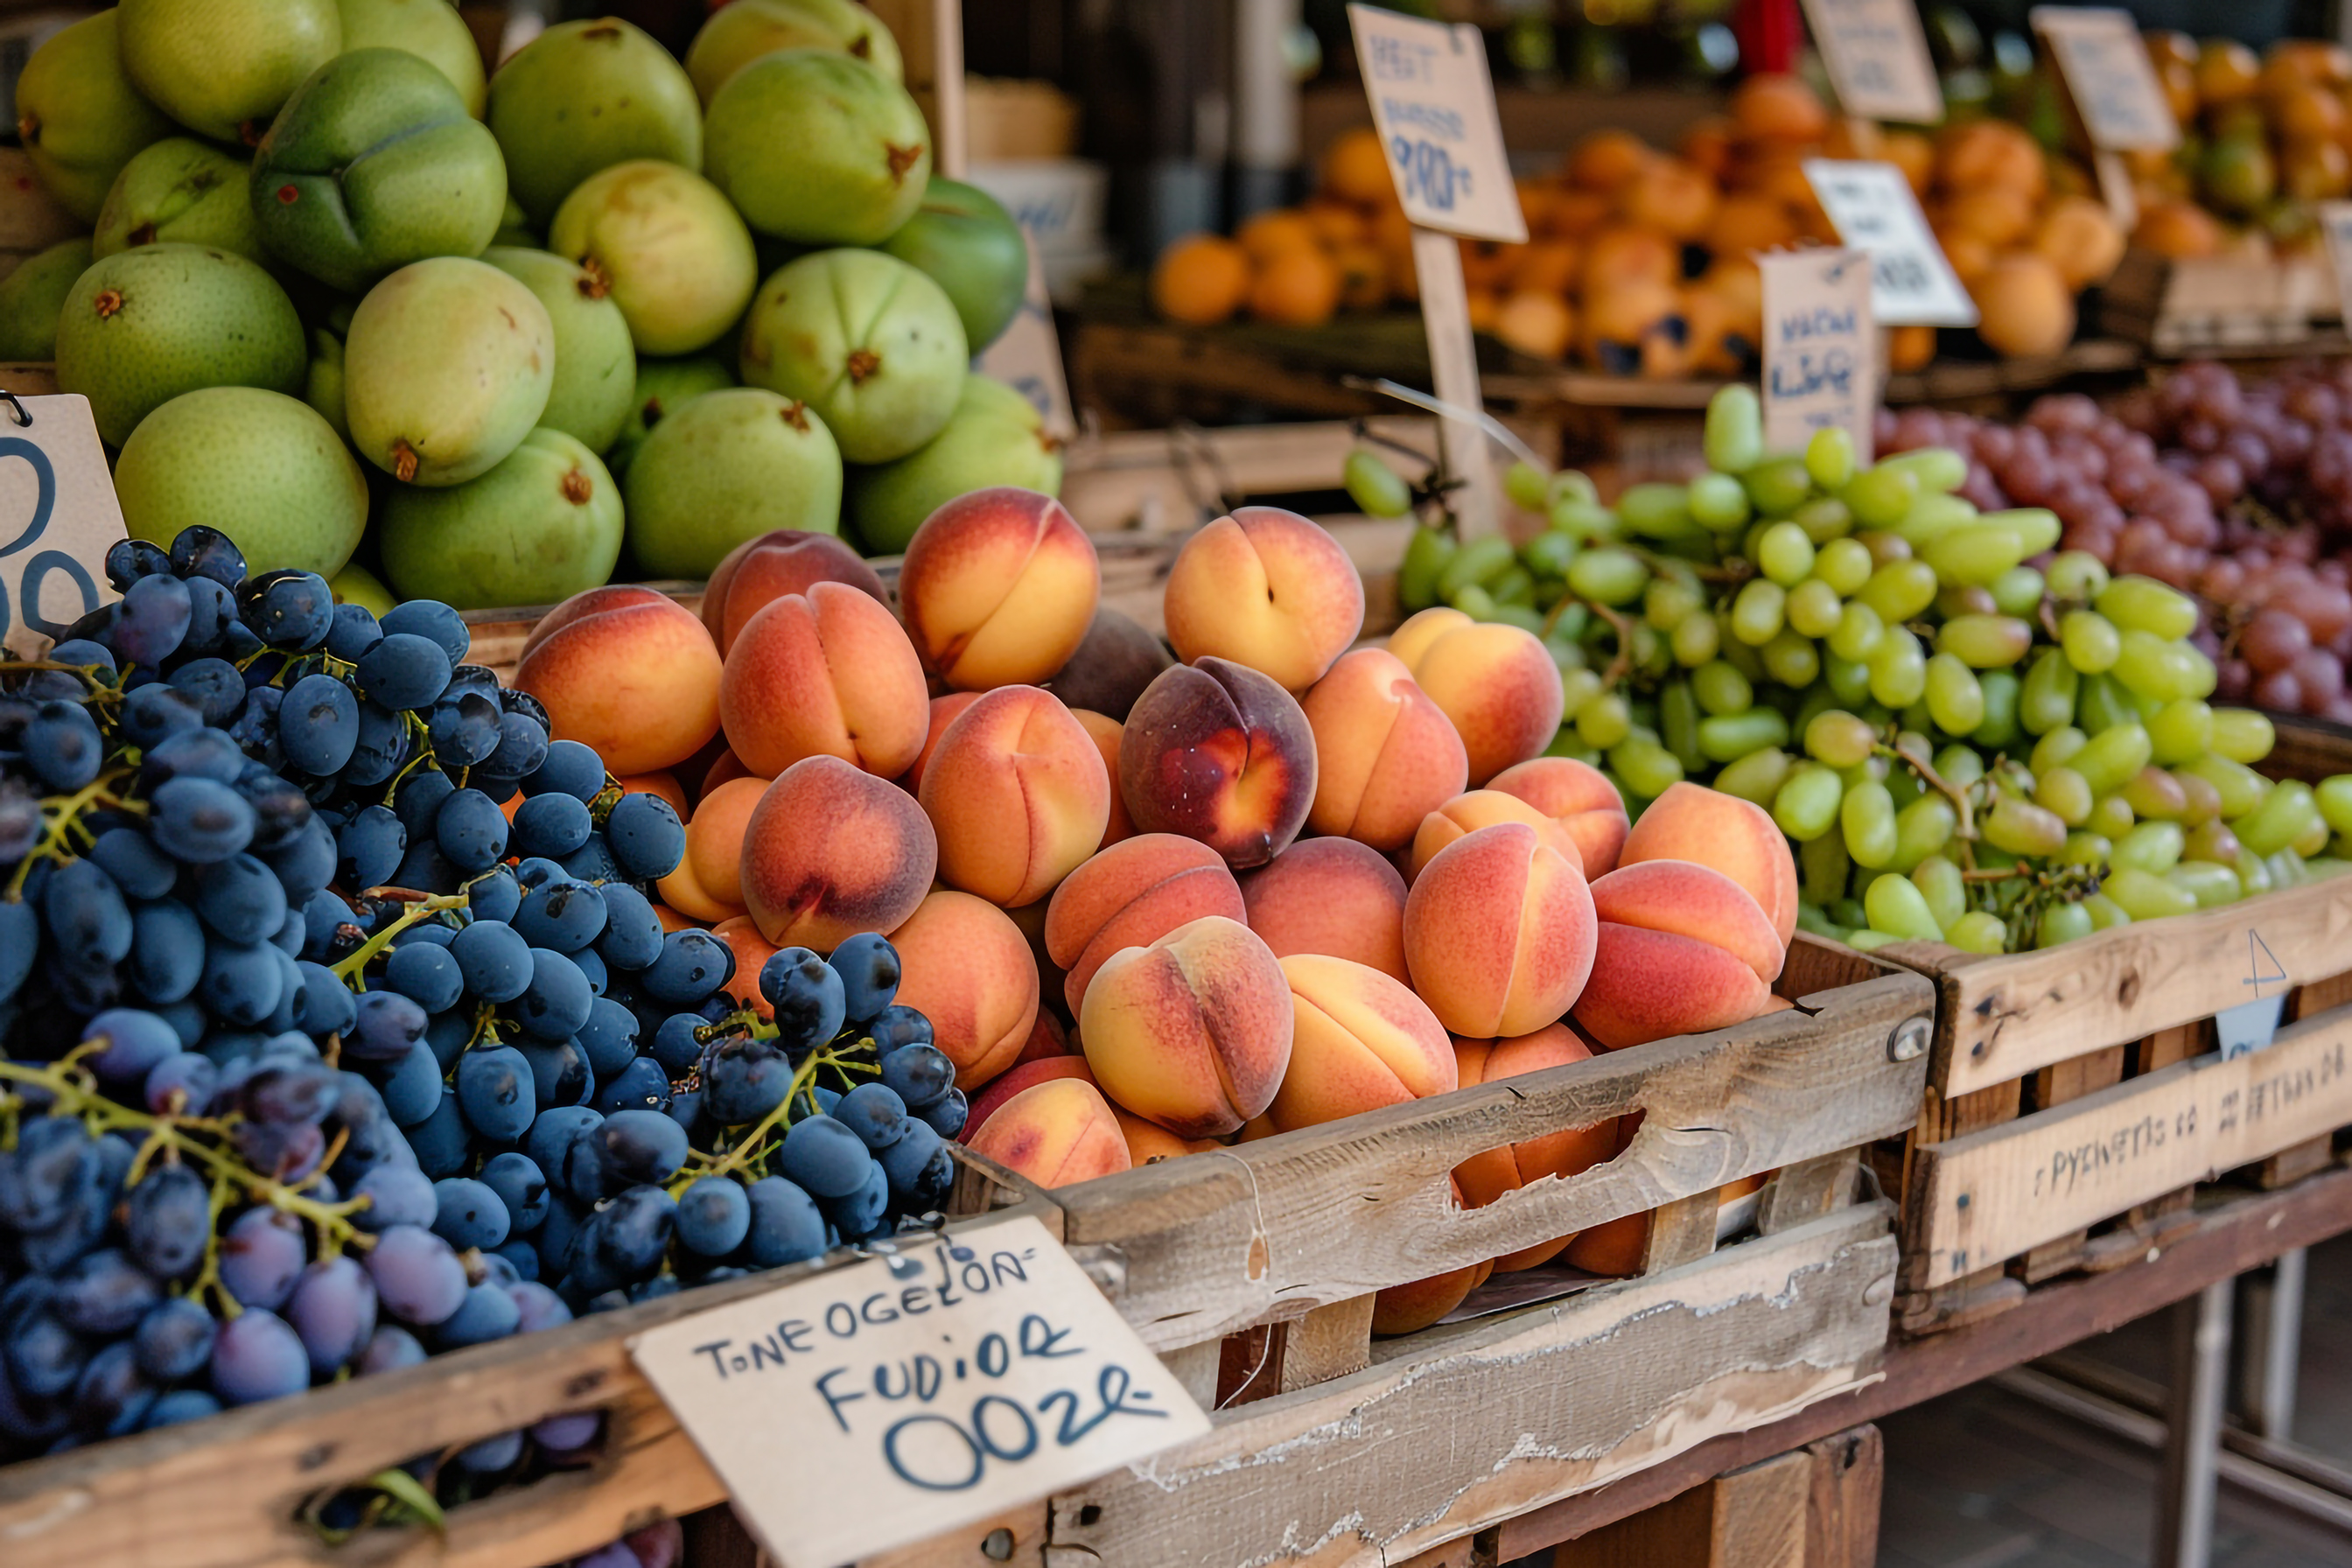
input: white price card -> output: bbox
[630,1214,1208,1568]
[2219,929,2289,1059]
[1760,248,1876,462]
[1804,158,1978,327]
[2033,6,2180,152]
[1348,4,1525,244]
[0,393,125,659]
[1798,0,1944,125]
[2318,201,2352,320]
[973,227,1076,441]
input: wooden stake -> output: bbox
[1409,228,1501,538]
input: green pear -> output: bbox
[849,377,1063,553]
[251,50,506,295]
[0,240,94,360]
[483,248,636,453]
[331,562,397,616]
[547,161,756,357]
[14,13,177,224]
[878,177,1029,351]
[493,196,537,249]
[380,428,622,607]
[55,244,306,447]
[93,139,265,262]
[118,0,341,145]
[738,248,965,464]
[704,50,930,246]
[344,256,553,486]
[623,388,842,578]
[487,18,700,227]
[605,354,734,478]
[685,0,903,106]
[304,325,349,442]
[116,387,368,577]
[335,0,486,117]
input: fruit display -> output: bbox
[7,1,1057,609]
[2130,34,2352,260]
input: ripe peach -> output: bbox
[906,692,984,794]
[1070,710,1134,847]
[739,756,937,953]
[1120,658,1316,870]
[1403,822,1597,1039]
[1407,789,1584,882]
[681,775,766,912]
[899,487,1100,690]
[710,915,782,1020]
[889,891,1042,1090]
[1266,954,1454,1133]
[1237,836,1410,984]
[1116,1110,1218,1166]
[963,1055,1096,1142]
[1044,834,1244,1017]
[616,771,689,817]
[1012,1008,1073,1068]
[1616,781,1798,943]
[1572,862,1781,1051]
[1452,1026,1619,1270]
[1079,915,1292,1138]
[966,1079,1131,1189]
[1488,757,1629,877]
[1372,1260,1491,1335]
[657,843,746,926]
[719,582,929,780]
[700,528,889,655]
[1162,508,1366,692]
[1589,860,1782,983]
[1040,607,1174,723]
[1386,609,1564,786]
[917,687,1110,908]
[516,586,723,774]
[1300,648,1467,850]
[696,747,760,802]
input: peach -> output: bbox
[739,756,937,953]
[1162,507,1366,691]
[1079,915,1292,1138]
[656,850,746,925]
[1563,1211,1648,1276]
[1407,789,1584,882]
[1403,822,1597,1039]
[1044,835,1246,1017]
[1300,648,1467,850]
[1070,710,1134,847]
[1452,1026,1619,1270]
[710,915,782,1020]
[1374,1186,1492,1335]
[696,747,761,802]
[1012,1008,1073,1068]
[1588,860,1782,983]
[965,1078,1131,1189]
[889,890,1042,1089]
[719,582,929,780]
[899,487,1100,690]
[1040,607,1173,722]
[1116,1109,1218,1166]
[1571,870,1779,1052]
[1489,757,1630,877]
[1617,781,1798,943]
[1238,836,1410,984]
[906,692,984,794]
[917,687,1110,908]
[682,775,766,913]
[1386,608,1564,786]
[1120,658,1316,870]
[701,528,889,655]
[1266,955,1454,1132]
[963,1055,1096,1141]
[516,586,723,774]
[616,771,689,817]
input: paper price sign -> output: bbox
[1348,4,1525,243]
[2033,7,2180,152]
[0,394,125,660]
[2219,929,2290,1059]
[1804,159,1978,327]
[2319,202,2352,320]
[1760,248,1876,462]
[1798,0,1943,125]
[631,1214,1208,1567]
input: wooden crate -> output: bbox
[2099,246,2345,356]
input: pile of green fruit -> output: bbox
[0,0,1062,610]
[1346,387,2352,955]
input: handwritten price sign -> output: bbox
[1799,0,1943,124]
[631,1214,1207,1566]
[2033,6,2180,152]
[1348,4,1525,243]
[0,394,123,659]
[1760,248,1876,461]
[1805,159,1978,327]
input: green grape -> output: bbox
[2088,794,2135,839]
[1661,679,1704,771]
[1346,449,1416,517]
[2076,673,2136,736]
[2082,892,2132,930]
[1826,652,1874,706]
[1644,578,1702,631]
[1757,521,1816,586]
[1611,736,1686,799]
[1805,425,1857,490]
[1982,794,2068,857]
[1452,584,1498,620]
[1670,610,1721,667]
[2295,814,2333,858]
[1985,759,2033,800]
[1505,460,1550,512]
[1946,912,2009,955]
[1911,855,1965,930]
[2209,708,2275,765]
[2183,818,2239,864]
[2019,649,2078,735]
[2038,900,2095,948]
[1975,669,2021,748]
[2030,724,2087,774]
[1699,709,1791,762]
[2105,866,2198,921]
[1718,624,1764,679]
[2166,862,2241,910]
[2111,629,2199,702]
[2060,830,2111,867]
[1687,472,1751,530]
[1801,828,1852,904]
[1786,578,1844,639]
[1549,470,1600,509]
[1797,903,1843,939]
[1936,582,1999,622]
[1882,446,1968,494]
[1804,710,1877,768]
[1843,464,1921,528]
[1544,732,1605,765]
[1933,744,1984,789]
[1893,494,1979,547]
[2058,610,2120,675]
[1438,535,1516,600]
[2095,575,2198,639]
[1559,666,1606,716]
[2237,848,2278,896]
[1991,565,2047,618]
[2269,847,2314,889]
[1772,763,1844,841]
[2120,766,2188,821]
[1792,496,1855,544]
[1567,546,1649,606]
[1704,383,1765,473]
[1731,579,1787,645]
[2319,775,2352,836]
[1577,691,1633,749]
[2034,765,2093,826]
[1828,602,1887,663]
[1987,508,2062,556]
[1551,499,1621,539]
[1760,628,1821,687]
[1522,530,1579,579]
[2045,550,2110,602]
[1691,660,1754,717]
[1936,613,2034,669]
[1620,482,1695,539]
[1866,626,1928,708]
[1923,653,1984,735]
[1841,778,1898,867]
[1717,746,1796,805]
[2174,768,2223,827]
[1830,896,1871,930]
[1860,529,1914,565]
[1922,524,2026,586]
[1864,872,1944,941]
[2138,701,2209,769]
[1744,457,1814,516]
[2069,722,2152,795]
[1488,564,1536,607]
[1397,527,1456,612]
[1814,537,1873,597]
[2236,780,2321,857]
[2114,821,2185,874]
[1857,559,1938,623]
[1845,929,1906,951]
[2180,645,2218,701]
[1488,604,1547,634]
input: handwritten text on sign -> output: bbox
[1805,159,1978,327]
[1348,4,1525,243]
[0,394,124,660]
[1760,248,1875,462]
[1798,0,1943,125]
[630,1215,1208,1567]
[2033,6,2180,152]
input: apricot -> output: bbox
[1704,193,1799,256]
[1487,756,1629,878]
[1465,288,1500,334]
[656,849,746,926]
[1681,285,1753,377]
[681,775,766,912]
[1120,657,1316,870]
[1572,860,1782,1050]
[1236,208,1321,262]
[1414,790,1587,882]
[963,1055,1096,1142]
[739,756,937,953]
[900,487,1100,690]
[1883,130,1936,197]
[1040,607,1174,723]
[1302,200,1367,248]
[1374,1222,1491,1334]
[1334,242,1389,312]
[919,686,1110,907]
[906,692,984,794]
[1936,122,2046,202]
[617,770,689,817]
[1731,74,1830,143]
[1301,648,1468,851]
[1494,290,1575,361]
[1940,186,2035,248]
[1266,954,1453,1133]
[1238,836,1410,985]
[1069,710,1134,847]
[1403,822,1596,1039]
[2134,199,2225,260]
[1577,226,1678,296]
[1079,914,1292,1138]
[1321,126,1394,206]
[1616,781,1797,944]
[1581,276,1690,378]
[1564,129,1654,192]
[710,915,781,1020]
[1973,254,2076,360]
[1620,158,1717,242]
[2034,195,2125,290]
[1563,1210,1648,1276]
[890,890,1042,1090]
[696,747,760,802]
[1888,323,1936,374]
[1116,1110,1218,1166]
[718,582,929,780]
[1678,116,1735,179]
[1453,1024,1619,1269]
[1152,234,1250,326]
[1248,245,1341,327]
[966,1078,1131,1189]
[1509,239,1581,295]
[700,528,888,656]
[1163,507,1366,691]
[1386,609,1564,786]
[516,586,722,774]
[1044,833,1245,1016]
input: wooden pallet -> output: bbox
[2099,247,2343,357]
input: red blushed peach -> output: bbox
[710,915,782,1019]
[1238,837,1410,984]
[1617,781,1799,944]
[1043,835,1245,1017]
[1407,789,1585,882]
[1386,608,1564,786]
[919,687,1110,908]
[1116,1109,1219,1165]
[966,1078,1132,1189]
[1120,658,1316,870]
[696,748,761,803]
[702,528,890,655]
[963,1056,1096,1142]
[1162,507,1365,691]
[1266,955,1455,1132]
[1571,922,1774,1051]
[1453,1026,1619,1270]
[1012,1009,1073,1068]
[1488,757,1631,877]
[683,775,766,912]
[1041,607,1173,722]
[1403,822,1597,1039]
[739,756,937,953]
[900,487,1101,690]
[1301,648,1468,851]
[719,582,930,780]
[1079,915,1292,1138]
[1589,860,1782,983]
[652,902,698,934]
[1563,1211,1647,1276]
[906,692,984,794]
[657,853,746,926]
[1070,710,1134,847]
[516,585,723,774]
[890,891,1042,1089]
[1373,1184,1492,1334]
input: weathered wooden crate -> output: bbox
[2099,246,2347,357]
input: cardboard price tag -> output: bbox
[972,227,1076,441]
[1804,159,1978,327]
[0,394,125,660]
[1348,4,1525,243]
[1798,0,1943,125]
[2319,201,2352,320]
[1760,248,1875,462]
[631,1214,1208,1567]
[2220,929,2290,1058]
[2033,6,2180,152]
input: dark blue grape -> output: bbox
[917,1087,967,1138]
[483,710,550,780]
[591,1055,669,1115]
[346,989,428,1063]
[143,1050,219,1115]
[335,807,409,891]
[165,656,245,724]
[0,900,37,1007]
[480,1152,550,1234]
[279,673,359,775]
[879,1121,949,1198]
[830,933,900,1023]
[523,1106,603,1175]
[355,1325,425,1376]
[380,599,469,666]
[869,1004,934,1054]
[139,725,245,790]
[45,858,132,967]
[240,570,333,649]
[523,739,606,801]
[53,1248,162,1334]
[881,1044,956,1110]
[405,1088,470,1179]
[180,573,238,654]
[516,1037,592,1112]
[388,913,457,949]
[836,1082,910,1151]
[516,947,592,1040]
[557,833,620,884]
[779,1116,872,1199]
[219,1208,306,1310]
[827,1158,890,1241]
[435,1282,521,1349]
[434,788,508,872]
[388,836,460,896]
[352,1165,437,1234]
[364,1224,468,1327]
[142,1389,223,1430]
[326,602,382,662]
[510,793,592,858]
[514,855,564,891]
[443,663,500,703]
[81,1007,179,1088]
[234,763,312,852]
[571,945,607,996]
[644,928,732,1005]
[264,814,337,903]
[242,1058,338,1124]
[122,1162,208,1278]
[492,1239,541,1281]
[291,961,355,1037]
[675,1176,751,1257]
[384,942,464,1012]
[354,633,452,711]
[1,1290,86,1400]
[302,887,358,960]
[650,1012,706,1077]
[456,1045,535,1142]
[132,1297,217,1382]
[194,853,287,945]
[571,1184,675,1285]
[21,700,102,792]
[106,536,172,588]
[211,1307,310,1405]
[603,793,685,880]
[44,637,116,676]
[528,1406,598,1452]
[514,878,606,953]
[761,948,845,1049]
[285,1256,377,1378]
[702,1036,793,1125]
[576,996,640,1079]
[120,682,204,750]
[113,570,192,667]
[598,1109,687,1187]
[587,886,659,976]
[428,690,501,768]
[73,1340,159,1437]
[432,1176,511,1250]
[154,998,207,1046]
[227,683,283,763]
[379,1039,443,1125]
[453,1429,524,1473]
[344,700,411,788]
[168,524,245,586]
[150,776,256,864]
[393,766,454,839]
[744,1177,828,1267]
[449,919,531,1004]
[465,864,522,924]
[198,942,282,1026]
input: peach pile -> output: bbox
[515,586,723,775]
[900,487,1100,690]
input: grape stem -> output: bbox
[666,1044,874,1195]
[4,768,147,898]
[331,890,471,988]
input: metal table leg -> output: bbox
[2240,1248,2307,1441]
[2155,1279,2235,1568]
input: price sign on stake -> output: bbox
[2032,7,2180,152]
[2219,929,2289,1059]
[2318,201,2352,321]
[630,1214,1208,1567]
[1798,0,1943,125]
[1759,248,1875,462]
[1804,159,1978,326]
[0,393,124,660]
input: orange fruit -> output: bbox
[1580,276,1686,376]
[1619,157,1718,242]
[1150,234,1250,325]
[1941,185,2037,248]
[1936,122,2045,200]
[2032,195,2125,289]
[1493,290,1575,360]
[1237,208,1322,263]
[1936,228,1995,286]
[2133,199,2224,259]
[1577,224,1679,297]
[1509,238,1581,294]
[1460,237,1518,290]
[1972,254,2076,360]
[1549,188,1614,238]
[2195,38,2261,107]
[1698,254,1762,328]
[1301,200,1366,248]
[1333,242,1389,312]
[1465,286,1501,333]
[1823,117,1884,161]
[2157,59,2199,125]
[1730,74,1830,143]
[1679,286,1751,377]
[1887,324,1936,374]
[1564,128,1654,192]
[1704,192,1797,256]
[1321,126,1394,206]
[1249,245,1341,326]
[2146,31,2195,71]
[1882,130,1936,197]
[1678,116,1736,180]
[2282,136,2352,201]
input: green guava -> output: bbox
[685,0,904,106]
[486,18,701,227]
[878,177,1030,351]
[94,139,265,262]
[849,376,1063,553]
[738,247,966,463]
[623,387,843,578]
[483,247,637,454]
[335,0,486,116]
[380,427,623,608]
[117,0,341,145]
[115,387,369,577]
[704,50,931,246]
[15,12,177,224]
[0,239,93,360]
[343,255,553,486]
[547,161,757,357]
[605,354,735,478]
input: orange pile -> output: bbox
[2130,35,2352,262]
